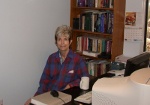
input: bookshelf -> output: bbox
[70,0,126,61]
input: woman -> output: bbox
[24,25,89,105]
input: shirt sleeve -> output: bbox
[68,56,90,88]
[34,59,51,96]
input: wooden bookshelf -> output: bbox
[70,0,125,61]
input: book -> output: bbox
[31,91,72,105]
[97,38,102,53]
[76,36,82,52]
[70,0,126,70]
[92,12,99,32]
[92,38,98,52]
[102,38,106,53]
[83,50,100,57]
[81,15,85,30]
[87,0,95,7]
[84,12,92,31]
[73,18,80,29]
[77,0,86,7]
[109,0,114,8]
[106,39,112,54]
[86,60,109,76]
[95,0,98,7]
[107,12,113,34]
[88,38,93,51]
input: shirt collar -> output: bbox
[59,53,63,64]
[56,49,73,59]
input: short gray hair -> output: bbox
[55,25,72,42]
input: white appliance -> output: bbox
[92,68,150,105]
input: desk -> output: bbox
[30,73,114,105]
[62,73,115,105]
[63,86,90,105]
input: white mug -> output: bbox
[80,76,89,90]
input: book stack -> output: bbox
[76,36,112,57]
[77,0,114,8]
[86,60,110,77]
[73,10,114,34]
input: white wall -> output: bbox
[0,0,70,105]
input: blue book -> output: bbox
[78,0,85,7]
[87,0,95,7]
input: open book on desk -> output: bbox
[31,91,72,105]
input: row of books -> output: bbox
[86,60,110,77]
[76,36,112,57]
[77,0,114,8]
[73,10,114,34]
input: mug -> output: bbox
[80,76,89,90]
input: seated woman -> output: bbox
[24,25,89,105]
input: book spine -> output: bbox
[97,39,102,53]
[76,37,80,51]
[88,38,93,51]
[77,0,86,7]
[82,15,85,30]
[88,0,95,7]
[84,12,92,31]
[102,39,106,53]
[76,36,82,52]
[92,38,97,52]
[95,0,98,8]
[94,13,98,32]
[109,0,114,8]
[106,39,112,54]
[73,18,80,29]
[97,63,101,76]
[107,12,113,34]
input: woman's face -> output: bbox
[56,35,72,52]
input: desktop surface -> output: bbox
[62,73,115,105]
[30,73,114,105]
[63,86,91,105]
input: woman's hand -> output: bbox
[24,98,31,105]
[64,84,70,90]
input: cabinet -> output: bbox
[70,0,126,61]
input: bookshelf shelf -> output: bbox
[74,7,114,11]
[70,0,125,61]
[73,29,112,38]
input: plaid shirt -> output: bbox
[35,49,89,95]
